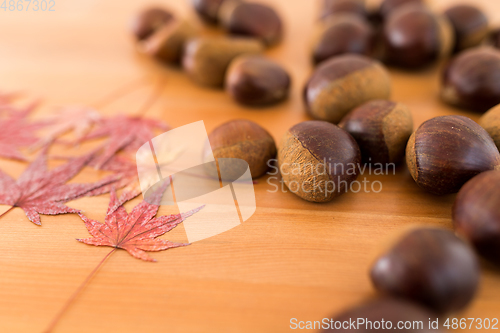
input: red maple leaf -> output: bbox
[31,105,101,150]
[77,181,202,262]
[44,182,201,332]
[78,115,169,169]
[0,100,46,161]
[0,150,120,225]
[85,154,141,206]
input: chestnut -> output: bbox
[370,228,480,314]
[304,54,391,124]
[382,4,453,68]
[130,7,174,41]
[225,55,291,106]
[378,0,425,20]
[441,47,500,112]
[322,298,443,332]
[486,28,500,49]
[453,170,500,267]
[319,0,366,21]
[339,100,413,164]
[479,103,500,149]
[219,2,283,47]
[182,37,264,87]
[139,19,197,64]
[444,4,489,53]
[312,14,376,64]
[406,115,500,195]
[192,0,237,24]
[278,121,361,203]
[204,119,276,179]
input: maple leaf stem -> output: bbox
[92,77,148,109]
[135,77,164,118]
[0,206,14,219]
[43,248,117,333]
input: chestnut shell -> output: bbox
[320,0,366,21]
[222,3,283,47]
[278,121,361,202]
[443,4,489,53]
[406,115,500,195]
[382,4,453,68]
[322,298,443,332]
[205,119,276,179]
[130,7,174,41]
[442,47,500,112]
[312,14,375,64]
[453,170,500,267]
[339,100,413,164]
[225,56,291,106]
[370,228,480,314]
[378,0,425,20]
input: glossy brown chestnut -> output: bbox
[339,100,413,164]
[139,19,197,64]
[382,4,453,68]
[406,115,500,195]
[225,55,291,106]
[319,0,366,21]
[130,7,174,41]
[322,298,443,332]
[219,2,283,47]
[378,0,425,20]
[182,37,264,87]
[444,4,489,53]
[454,170,500,267]
[442,47,500,112]
[370,228,480,314]
[453,170,500,266]
[204,119,276,179]
[479,103,500,149]
[304,54,391,124]
[278,121,361,203]
[312,14,375,64]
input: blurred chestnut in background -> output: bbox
[192,0,234,24]
[378,0,425,20]
[182,37,264,87]
[454,170,500,267]
[406,115,500,195]
[226,55,290,106]
[319,0,366,21]
[370,228,480,314]
[486,28,500,49]
[130,7,174,41]
[444,4,489,53]
[442,47,500,112]
[322,298,443,332]
[219,2,283,47]
[139,19,197,64]
[382,4,453,68]
[479,103,500,149]
[312,14,375,64]
[205,119,276,179]
[304,54,391,124]
[339,100,413,164]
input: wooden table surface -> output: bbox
[1,0,500,332]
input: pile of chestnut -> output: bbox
[130,0,291,107]
[131,0,500,329]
